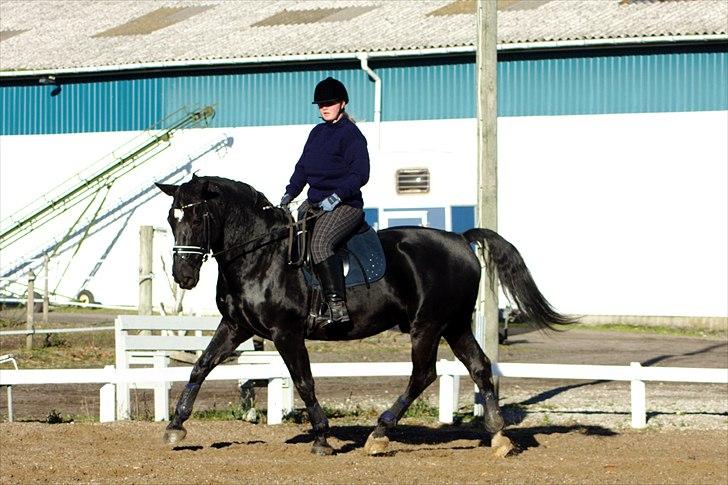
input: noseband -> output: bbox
[172,201,213,262]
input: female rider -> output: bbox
[280,77,370,328]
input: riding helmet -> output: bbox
[312,77,349,104]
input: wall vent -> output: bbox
[396,168,430,194]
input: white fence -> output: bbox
[114,315,259,422]
[1,359,726,428]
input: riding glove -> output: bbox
[280,193,292,209]
[320,193,341,212]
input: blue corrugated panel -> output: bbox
[380,60,476,121]
[498,50,728,116]
[1,49,725,135]
[161,68,374,127]
[381,50,727,119]
[0,78,164,135]
[0,68,373,135]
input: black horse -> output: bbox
[156,175,573,456]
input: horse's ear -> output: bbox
[155,183,178,196]
[200,181,220,201]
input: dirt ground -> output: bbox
[0,313,727,483]
[1,421,726,484]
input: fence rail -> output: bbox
[1,360,725,428]
[0,326,114,336]
[0,298,137,311]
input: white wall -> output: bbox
[1,110,725,318]
[497,111,727,318]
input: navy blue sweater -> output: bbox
[285,116,370,209]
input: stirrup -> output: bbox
[315,298,350,326]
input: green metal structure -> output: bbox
[0,106,214,251]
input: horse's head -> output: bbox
[156,175,221,289]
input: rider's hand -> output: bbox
[280,193,292,209]
[320,193,341,212]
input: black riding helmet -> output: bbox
[312,77,349,104]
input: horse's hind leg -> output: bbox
[164,319,251,445]
[365,325,441,455]
[443,324,505,434]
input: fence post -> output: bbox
[6,386,13,422]
[99,365,115,423]
[138,226,154,316]
[439,373,455,424]
[267,378,284,425]
[26,270,35,350]
[114,317,130,420]
[630,362,647,428]
[43,255,49,324]
[438,359,460,424]
[153,351,170,421]
[473,311,485,416]
[282,378,294,415]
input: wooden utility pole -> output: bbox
[26,270,35,350]
[475,0,499,408]
[138,226,153,316]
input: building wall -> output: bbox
[3,46,726,134]
[1,46,726,318]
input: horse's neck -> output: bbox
[217,205,289,268]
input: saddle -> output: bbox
[288,209,386,289]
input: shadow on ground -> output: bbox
[283,422,618,455]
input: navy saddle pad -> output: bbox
[302,225,386,289]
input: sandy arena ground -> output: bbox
[0,319,726,483]
[1,421,726,484]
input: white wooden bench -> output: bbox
[114,315,293,422]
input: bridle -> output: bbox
[171,201,214,262]
[171,200,324,264]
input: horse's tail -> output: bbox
[463,228,577,330]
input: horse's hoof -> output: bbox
[164,427,187,445]
[363,433,390,455]
[484,415,505,434]
[491,431,514,458]
[311,443,334,456]
[484,403,505,434]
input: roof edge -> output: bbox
[2,34,726,79]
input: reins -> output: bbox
[171,197,325,265]
[208,206,324,263]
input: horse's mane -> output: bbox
[188,175,273,210]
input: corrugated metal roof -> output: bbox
[252,6,377,26]
[93,6,213,37]
[0,0,725,73]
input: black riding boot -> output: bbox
[313,254,350,326]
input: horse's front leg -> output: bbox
[164,319,251,444]
[271,329,332,455]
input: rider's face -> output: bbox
[318,100,345,122]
